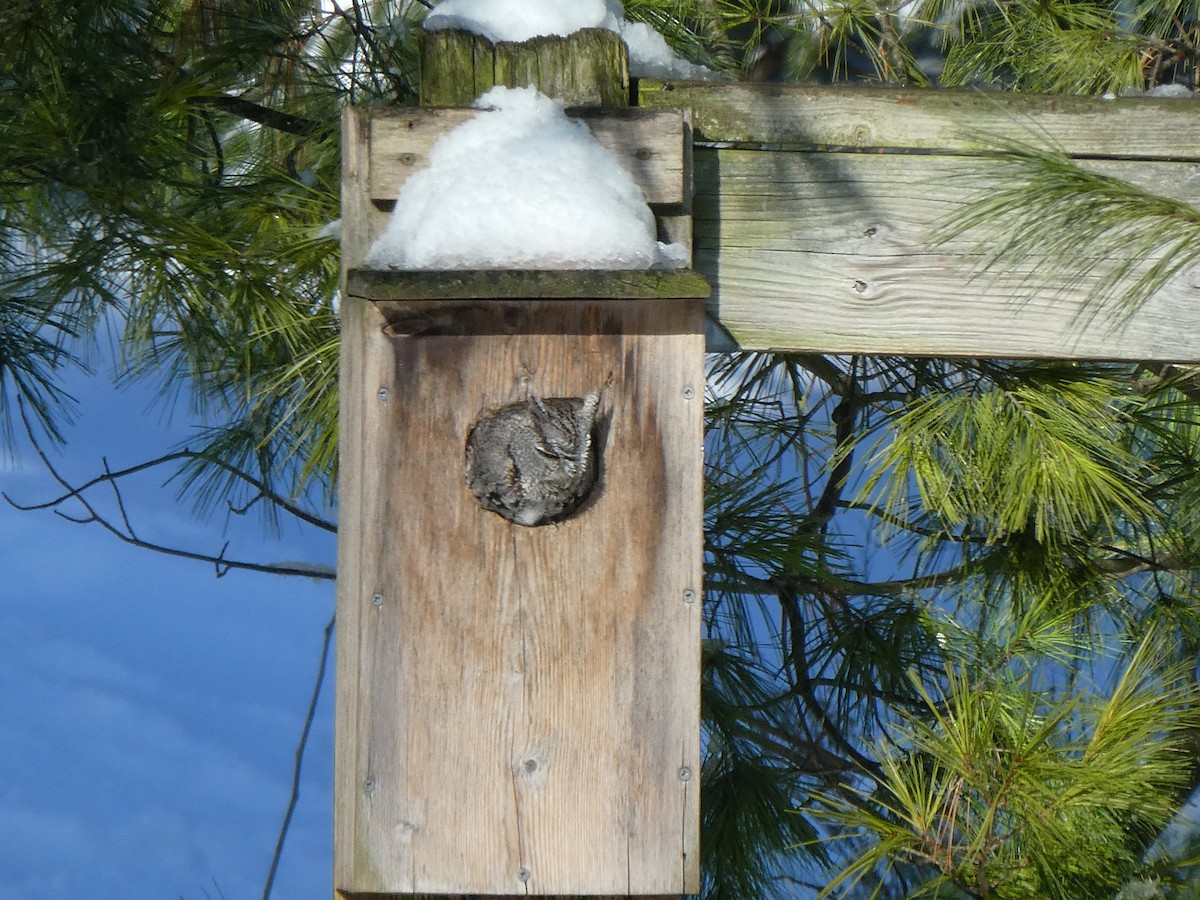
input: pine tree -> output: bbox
[4,2,1200,898]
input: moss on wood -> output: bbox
[346,268,711,301]
[420,28,628,107]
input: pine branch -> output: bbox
[1136,363,1200,404]
[8,446,336,534]
[5,399,335,581]
[187,95,319,136]
[931,140,1200,325]
[777,580,887,781]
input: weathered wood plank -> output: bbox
[420,28,628,107]
[694,148,1200,360]
[419,29,479,109]
[334,298,704,896]
[365,107,688,208]
[638,82,1200,160]
[346,268,711,301]
[335,105,374,897]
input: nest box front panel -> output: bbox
[334,297,703,897]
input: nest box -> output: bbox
[334,100,707,897]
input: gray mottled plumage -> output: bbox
[464,391,603,526]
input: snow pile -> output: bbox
[365,86,684,270]
[423,0,609,44]
[423,0,720,81]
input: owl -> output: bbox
[464,390,604,526]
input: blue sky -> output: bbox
[0,364,337,899]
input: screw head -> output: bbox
[377,387,390,403]
[683,589,696,604]
[517,868,531,883]
[371,593,384,607]
[363,777,376,793]
[682,386,696,400]
[678,766,693,781]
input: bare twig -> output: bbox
[808,359,860,530]
[103,456,138,539]
[262,613,336,900]
[198,108,225,183]
[6,399,336,581]
[7,445,336,533]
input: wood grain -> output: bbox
[334,298,704,896]
[420,28,628,108]
[693,148,1200,361]
[638,82,1200,160]
[335,104,375,896]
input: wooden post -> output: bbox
[335,29,705,899]
[419,29,629,107]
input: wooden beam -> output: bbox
[638,82,1200,159]
[691,148,1200,361]
[636,82,1200,360]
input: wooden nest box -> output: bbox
[335,28,706,899]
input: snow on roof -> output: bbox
[423,0,720,81]
[364,86,686,271]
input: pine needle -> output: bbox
[932,138,1200,331]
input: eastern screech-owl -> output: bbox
[464,391,604,526]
